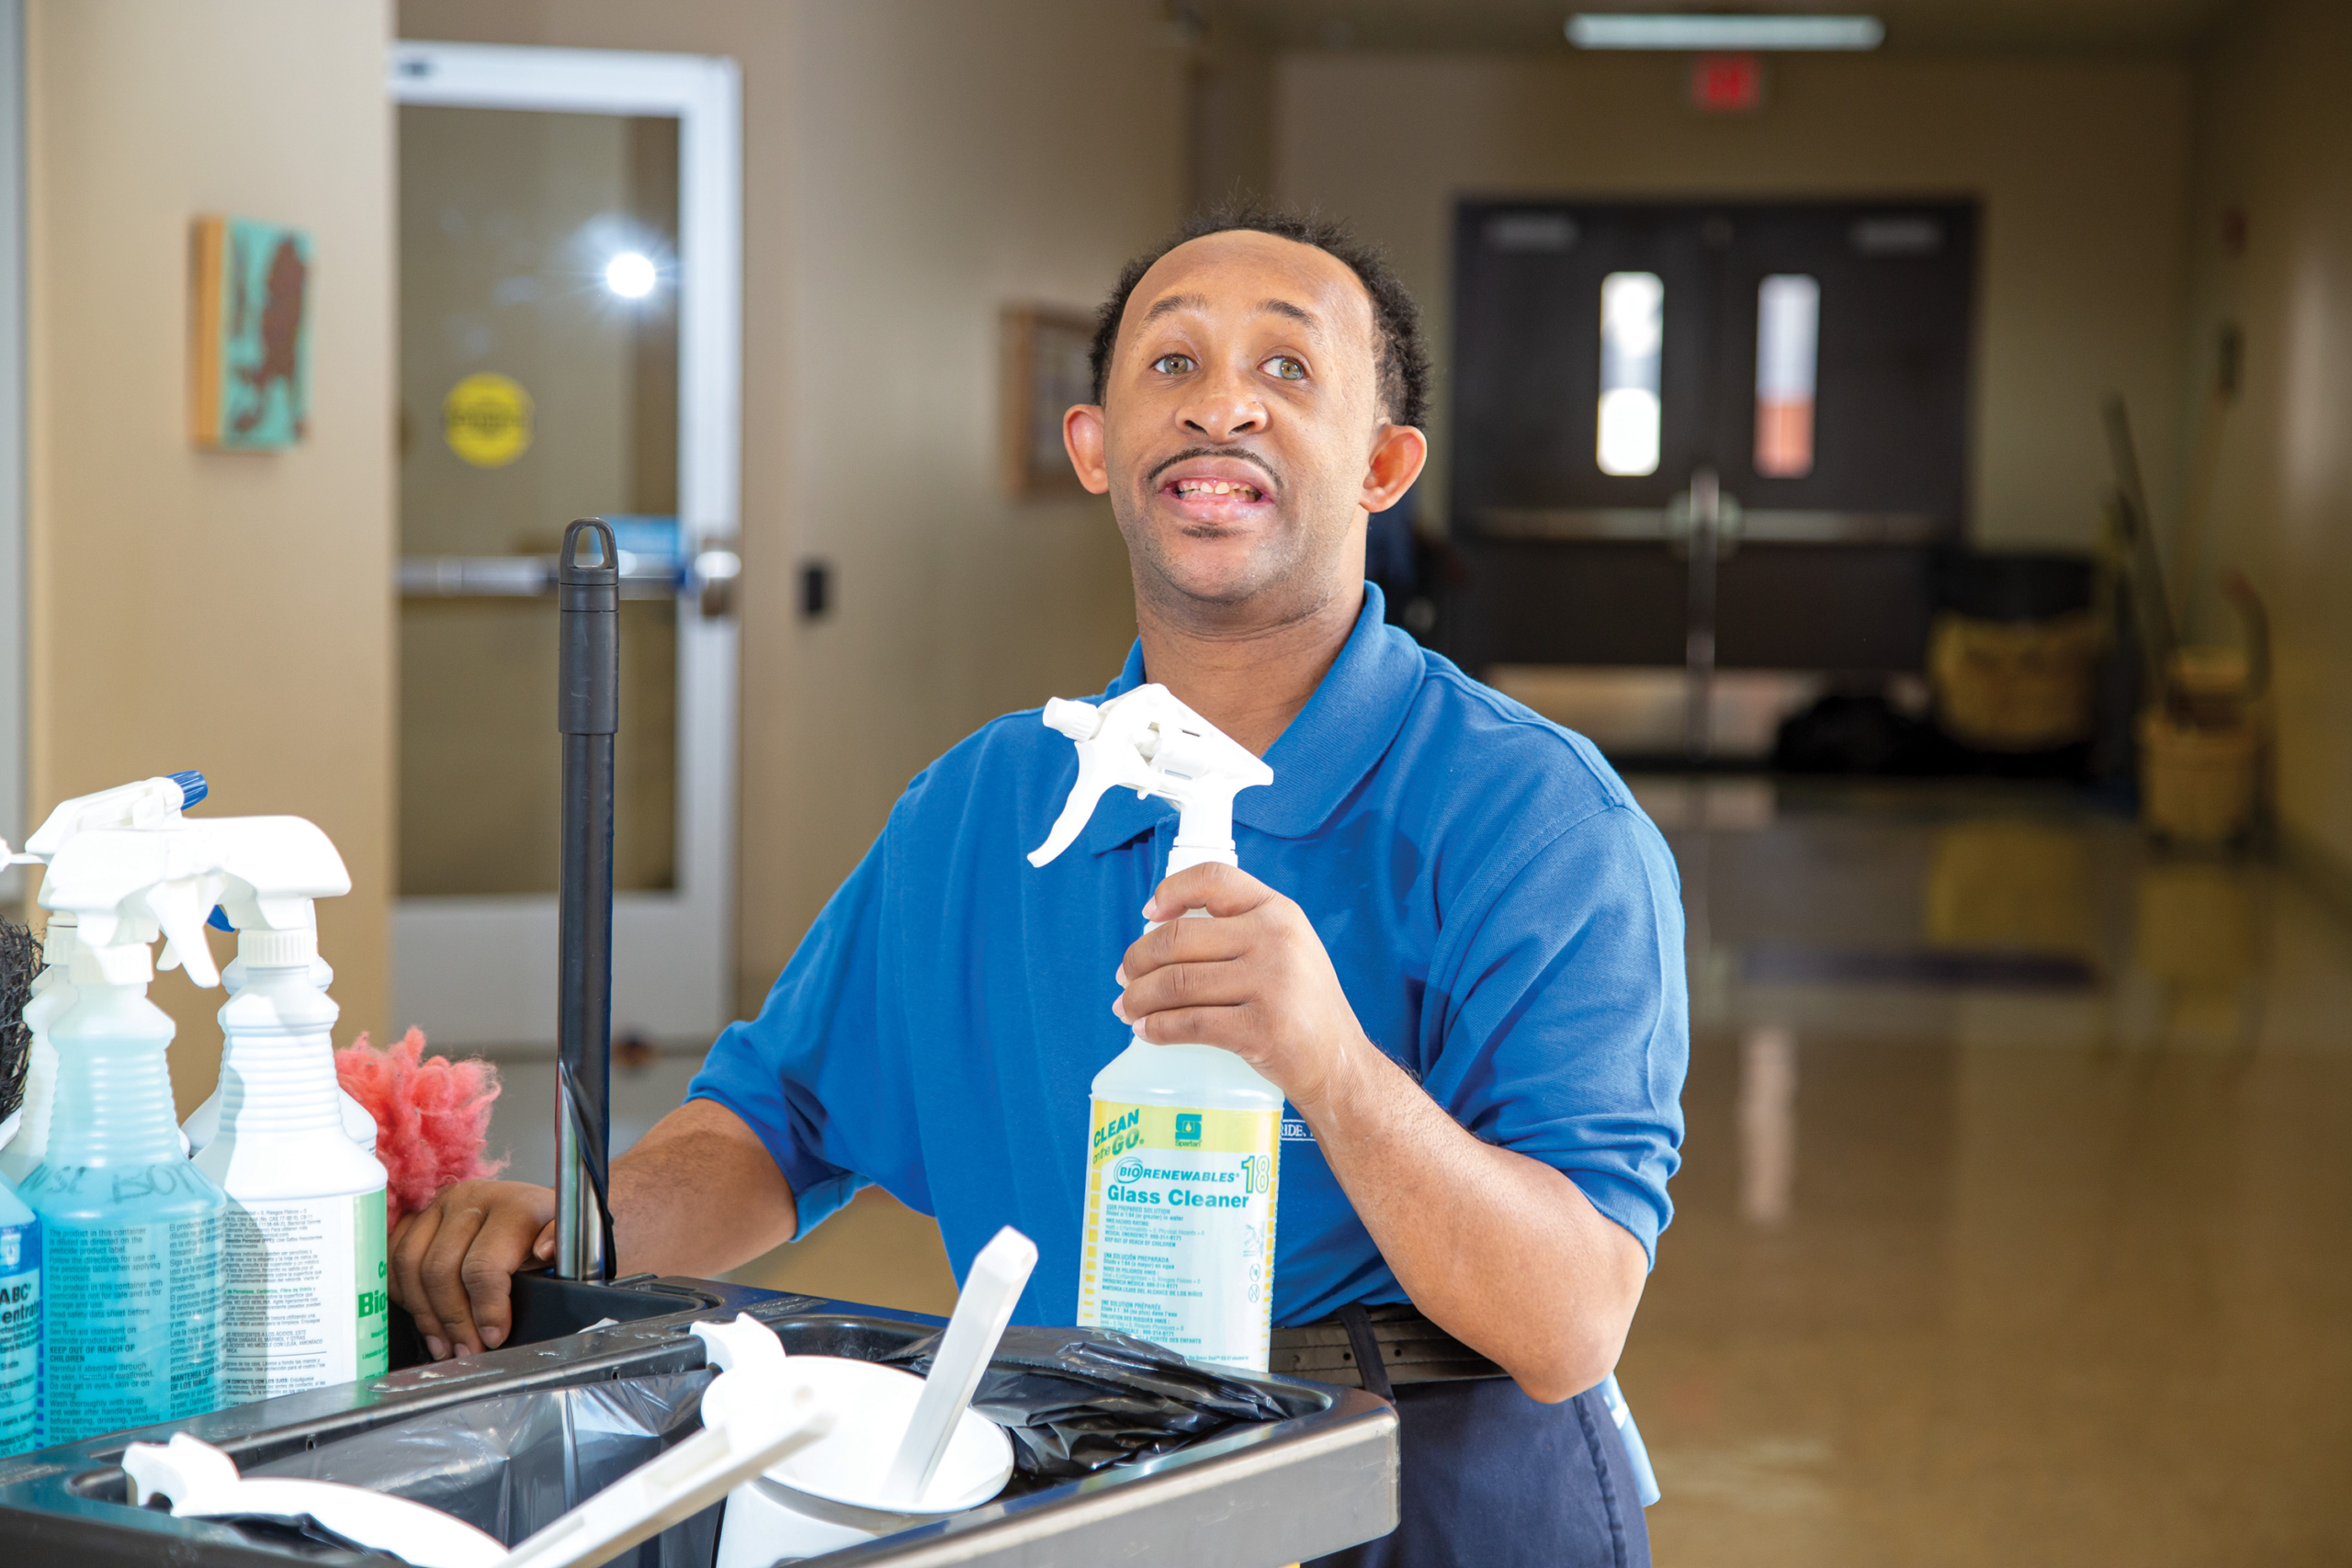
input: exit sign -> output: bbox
[1690,52,1765,113]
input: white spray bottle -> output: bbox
[1029,683,1282,1371]
[0,772,209,1183]
[187,816,391,1399]
[183,930,376,1158]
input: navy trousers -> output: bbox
[1307,1379,1652,1568]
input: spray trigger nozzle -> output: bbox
[1027,684,1271,874]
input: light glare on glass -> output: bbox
[1598,271,1664,477]
[604,250,658,299]
[1755,275,1820,478]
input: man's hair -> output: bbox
[1088,201,1430,431]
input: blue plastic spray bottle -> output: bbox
[19,825,228,1444]
[0,1171,36,1455]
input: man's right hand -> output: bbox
[386,1098,800,1361]
[390,1179,557,1359]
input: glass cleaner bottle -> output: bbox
[1029,685,1283,1371]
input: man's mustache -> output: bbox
[1144,446,1283,492]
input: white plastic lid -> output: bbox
[757,1356,1012,1515]
[237,924,317,968]
[69,939,152,986]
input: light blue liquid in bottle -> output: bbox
[19,972,223,1445]
[0,1174,37,1456]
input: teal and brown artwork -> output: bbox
[192,215,311,450]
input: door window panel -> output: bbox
[398,104,682,897]
[1754,274,1819,478]
[1598,271,1665,476]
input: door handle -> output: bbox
[396,549,737,611]
[1672,468,1736,761]
[691,540,741,620]
[1666,468,1743,559]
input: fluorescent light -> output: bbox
[604,251,658,299]
[1566,13,1884,51]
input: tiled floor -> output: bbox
[1628,779,2352,1565]
[478,778,2352,1562]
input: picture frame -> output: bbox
[1001,304,1094,498]
[191,214,313,451]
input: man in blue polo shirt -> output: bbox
[392,204,1686,1566]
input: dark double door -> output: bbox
[1442,198,1978,755]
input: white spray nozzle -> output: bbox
[882,1224,1037,1508]
[36,815,350,989]
[38,825,228,987]
[1027,684,1272,875]
[22,771,207,858]
[1042,696,1104,741]
[206,816,351,963]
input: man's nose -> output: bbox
[1177,365,1268,443]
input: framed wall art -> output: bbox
[1001,304,1093,498]
[192,213,312,450]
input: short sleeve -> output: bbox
[1420,804,1689,1266]
[687,833,890,1238]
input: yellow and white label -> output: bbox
[443,372,534,468]
[1078,1099,1279,1371]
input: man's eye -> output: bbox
[1151,354,1195,376]
[1263,355,1307,380]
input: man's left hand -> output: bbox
[1114,862,1369,1114]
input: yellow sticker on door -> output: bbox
[443,372,534,468]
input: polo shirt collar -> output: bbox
[1079,582,1423,857]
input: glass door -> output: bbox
[390,42,741,1046]
[1445,198,1977,758]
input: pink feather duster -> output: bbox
[335,1028,508,1231]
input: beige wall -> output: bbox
[2183,0,2352,879]
[26,0,395,1112]
[1272,51,2195,551]
[398,0,1184,1013]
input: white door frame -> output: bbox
[390,41,741,1049]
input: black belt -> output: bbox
[1268,1303,1506,1399]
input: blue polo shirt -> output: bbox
[690,585,1688,1329]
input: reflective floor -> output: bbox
[1627,779,2352,1566]
[480,779,2352,1562]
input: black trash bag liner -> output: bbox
[206,1513,423,1563]
[248,1369,719,1568]
[883,1325,1315,1485]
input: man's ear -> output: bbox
[1359,423,1428,514]
[1063,404,1111,495]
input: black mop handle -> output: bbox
[556,518,618,1281]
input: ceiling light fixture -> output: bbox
[1566,13,1884,51]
